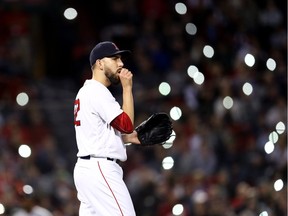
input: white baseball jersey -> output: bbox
[74,79,127,161]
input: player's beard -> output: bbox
[105,69,120,85]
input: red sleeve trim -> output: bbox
[110,112,133,134]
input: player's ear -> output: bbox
[97,59,104,70]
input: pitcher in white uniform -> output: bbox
[73,41,141,216]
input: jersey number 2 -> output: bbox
[74,99,81,126]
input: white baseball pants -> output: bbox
[73,158,136,216]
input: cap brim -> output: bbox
[107,50,131,57]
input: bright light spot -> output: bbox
[266,58,276,71]
[274,179,284,191]
[163,130,176,149]
[172,203,184,216]
[269,131,279,144]
[259,211,268,216]
[0,203,5,214]
[18,144,31,158]
[187,65,199,78]
[64,7,78,20]
[159,82,171,96]
[162,156,174,170]
[276,121,285,134]
[264,141,274,154]
[185,23,197,35]
[175,2,187,15]
[170,106,182,121]
[162,142,173,149]
[23,185,33,195]
[242,82,253,96]
[223,96,233,109]
[193,72,205,85]
[16,92,29,106]
[244,53,255,67]
[203,45,214,58]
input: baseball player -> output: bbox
[73,41,140,216]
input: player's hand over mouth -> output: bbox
[119,68,133,89]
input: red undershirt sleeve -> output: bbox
[110,112,133,134]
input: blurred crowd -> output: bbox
[0,0,287,215]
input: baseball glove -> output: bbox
[135,112,173,146]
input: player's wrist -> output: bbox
[122,85,133,91]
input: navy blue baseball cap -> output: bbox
[89,41,131,66]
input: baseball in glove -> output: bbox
[135,112,173,146]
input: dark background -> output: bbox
[0,0,287,215]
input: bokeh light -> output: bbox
[159,82,171,96]
[259,211,268,216]
[187,65,199,79]
[242,82,253,96]
[162,130,176,149]
[193,72,205,85]
[170,106,182,121]
[0,203,4,215]
[16,92,29,106]
[268,131,279,144]
[18,144,32,158]
[162,156,174,170]
[244,53,255,67]
[175,2,187,15]
[266,58,276,71]
[274,179,284,191]
[162,141,173,149]
[64,7,78,20]
[23,185,33,195]
[264,141,274,154]
[185,23,197,35]
[223,96,233,109]
[172,204,184,215]
[275,121,285,134]
[203,45,214,58]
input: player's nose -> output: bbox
[117,58,124,67]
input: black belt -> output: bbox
[80,155,118,162]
